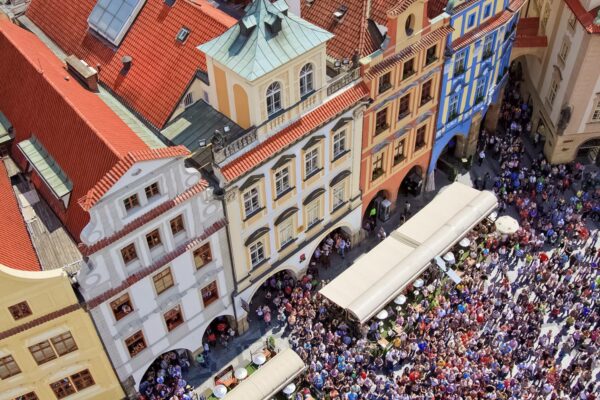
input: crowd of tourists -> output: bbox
[138,350,197,400]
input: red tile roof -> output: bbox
[427,0,449,19]
[26,0,236,129]
[514,18,548,48]
[86,219,226,309]
[0,162,41,272]
[365,25,453,79]
[78,146,191,211]
[301,0,395,60]
[0,20,152,240]
[387,0,417,16]
[451,7,513,50]
[221,83,370,182]
[79,179,208,255]
[564,0,600,34]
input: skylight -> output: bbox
[88,0,147,46]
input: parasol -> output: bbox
[376,310,389,320]
[413,278,424,288]
[213,385,227,399]
[394,294,407,305]
[283,383,296,395]
[495,215,519,235]
[252,353,267,365]
[443,252,456,264]
[234,368,248,380]
[459,237,471,247]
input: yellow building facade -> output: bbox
[0,264,124,400]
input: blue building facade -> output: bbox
[429,0,525,173]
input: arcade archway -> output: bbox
[138,348,194,396]
[576,137,600,165]
[363,189,392,227]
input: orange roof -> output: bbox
[301,0,395,60]
[564,0,600,34]
[221,83,369,182]
[0,20,153,239]
[26,0,236,129]
[0,162,41,272]
[79,146,191,211]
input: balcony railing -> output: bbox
[327,67,360,97]
[213,129,258,164]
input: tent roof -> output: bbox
[225,348,305,400]
[319,183,497,324]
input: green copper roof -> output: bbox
[198,0,333,81]
[17,137,73,198]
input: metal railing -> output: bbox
[327,68,360,96]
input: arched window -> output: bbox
[266,82,282,116]
[299,63,314,97]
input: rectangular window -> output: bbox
[50,377,76,399]
[164,305,184,332]
[425,45,437,66]
[88,0,145,46]
[371,151,385,181]
[145,182,160,199]
[475,80,486,103]
[110,293,133,321]
[125,331,147,358]
[378,72,392,94]
[333,130,346,158]
[183,92,194,107]
[29,341,57,365]
[51,332,78,356]
[332,183,345,209]
[193,243,213,269]
[278,218,294,248]
[153,267,174,295]
[592,101,600,122]
[420,80,432,106]
[398,94,410,119]
[121,243,138,264]
[415,125,427,151]
[274,167,290,197]
[483,4,491,18]
[304,148,319,177]
[243,187,261,217]
[568,11,577,30]
[123,194,139,211]
[70,369,95,391]
[12,392,38,400]
[375,108,388,134]
[0,355,21,379]
[448,94,460,120]
[402,58,415,80]
[306,200,320,227]
[454,51,466,75]
[393,139,406,165]
[467,13,476,28]
[8,301,32,320]
[201,281,219,307]
[249,241,265,268]
[558,40,570,63]
[170,215,185,235]
[547,79,559,106]
[146,229,162,249]
[483,36,494,59]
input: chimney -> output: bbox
[121,55,133,75]
[65,55,98,92]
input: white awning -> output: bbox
[225,348,305,400]
[319,183,497,324]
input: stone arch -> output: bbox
[398,164,424,197]
[304,222,353,264]
[363,189,393,220]
[576,136,600,165]
[429,132,468,173]
[240,267,299,309]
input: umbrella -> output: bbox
[234,368,248,380]
[495,215,519,234]
[394,294,407,305]
[213,385,227,399]
[459,237,471,247]
[252,353,267,365]
[283,383,296,395]
[376,310,389,320]
[413,279,424,288]
[443,252,455,264]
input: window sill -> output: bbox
[332,149,351,163]
[415,144,426,152]
[300,89,316,101]
[453,69,466,78]
[303,168,323,182]
[378,84,392,95]
[332,201,348,214]
[279,238,297,252]
[305,219,323,233]
[398,111,410,121]
[267,108,285,121]
[425,57,438,67]
[375,125,389,135]
[393,156,407,166]
[402,71,416,81]
[274,186,294,202]
[243,207,265,222]
[250,258,269,271]
[420,97,432,107]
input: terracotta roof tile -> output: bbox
[0,162,41,271]
[86,219,226,309]
[365,25,453,79]
[514,18,548,47]
[451,8,513,51]
[0,20,150,240]
[564,0,600,34]
[26,0,236,129]
[428,0,449,19]
[78,146,191,211]
[79,179,208,255]
[221,83,369,182]
[387,0,417,16]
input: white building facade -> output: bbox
[76,153,235,392]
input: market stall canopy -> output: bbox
[319,183,497,324]
[225,348,305,400]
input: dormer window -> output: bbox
[176,27,190,43]
[123,194,139,211]
[145,182,160,199]
[266,82,282,116]
[88,0,147,46]
[299,64,314,97]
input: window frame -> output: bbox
[558,39,570,64]
[454,51,466,75]
[8,301,32,320]
[201,281,219,307]
[110,293,134,321]
[475,79,486,104]
[371,151,385,181]
[0,355,21,379]
[483,3,492,18]
[420,80,432,106]
[332,181,346,210]
[415,125,427,151]
[152,267,175,295]
[398,93,411,120]
[193,242,213,270]
[305,198,321,228]
[277,217,295,249]
[123,193,139,211]
[547,78,559,107]
[393,138,406,165]
[332,129,347,159]
[304,147,320,177]
[402,58,415,80]
[242,186,261,218]
[299,64,314,97]
[49,377,76,399]
[70,369,95,392]
[467,13,476,28]
[567,10,577,31]
[425,45,437,66]
[249,240,266,268]
[121,242,138,265]
[482,35,494,59]
[170,214,186,236]
[274,166,291,197]
[164,305,184,332]
[29,340,57,365]
[144,182,160,199]
[375,107,389,134]
[591,99,600,122]
[266,82,283,116]
[448,94,460,121]
[12,392,38,400]
[145,228,162,250]
[50,331,78,357]
[378,72,392,94]
[125,330,147,358]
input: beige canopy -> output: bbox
[319,183,497,324]
[225,348,305,400]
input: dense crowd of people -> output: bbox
[139,350,197,400]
